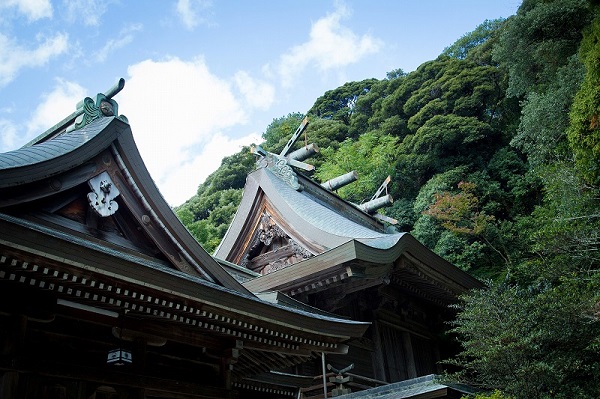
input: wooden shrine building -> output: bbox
[0,80,370,399]
[214,119,483,397]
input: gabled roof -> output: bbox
[216,167,392,260]
[0,84,370,381]
[215,160,483,304]
[1,115,244,290]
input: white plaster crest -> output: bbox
[87,171,120,217]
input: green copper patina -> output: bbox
[23,78,129,147]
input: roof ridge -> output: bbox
[22,78,126,148]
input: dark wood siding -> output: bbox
[379,324,408,382]
[413,335,436,376]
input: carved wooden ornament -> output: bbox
[265,153,301,190]
[87,171,120,217]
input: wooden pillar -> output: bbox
[401,332,417,379]
[433,342,443,374]
[76,382,88,399]
[0,314,27,399]
[371,320,387,382]
[0,372,20,399]
[132,338,147,399]
[1,314,27,356]
[129,388,146,399]
[221,361,233,390]
[220,343,241,390]
[133,338,147,374]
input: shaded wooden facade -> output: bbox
[0,85,369,399]
[215,142,483,395]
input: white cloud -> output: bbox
[0,0,53,21]
[277,3,383,87]
[94,23,143,63]
[0,32,69,87]
[118,57,255,206]
[63,0,108,26]
[159,131,261,206]
[175,0,213,30]
[233,71,275,110]
[0,78,85,153]
[26,78,87,137]
[0,119,19,153]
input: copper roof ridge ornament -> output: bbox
[23,78,129,147]
[66,80,129,133]
[251,116,317,191]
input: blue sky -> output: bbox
[0,0,521,205]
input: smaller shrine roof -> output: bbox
[264,167,392,241]
[335,374,475,399]
[216,151,483,303]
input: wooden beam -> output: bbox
[402,331,417,379]
[286,158,314,172]
[279,117,309,157]
[370,175,391,201]
[0,357,236,399]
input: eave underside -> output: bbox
[243,239,480,308]
[0,210,370,398]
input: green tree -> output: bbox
[463,391,514,399]
[443,19,505,62]
[424,181,494,236]
[450,280,600,399]
[309,79,379,125]
[401,114,499,182]
[567,9,600,185]
[449,3,600,398]
[412,169,515,275]
[315,131,399,203]
[493,0,591,98]
[262,113,306,153]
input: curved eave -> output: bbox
[0,212,368,341]
[355,234,483,290]
[243,233,483,295]
[0,117,249,293]
[215,167,383,261]
[0,117,119,188]
[109,125,250,293]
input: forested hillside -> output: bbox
[176,0,600,397]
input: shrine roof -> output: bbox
[0,210,369,331]
[264,167,391,240]
[335,374,475,399]
[215,166,400,261]
[0,87,369,325]
[0,117,111,170]
[0,81,371,381]
[0,113,250,291]
[216,155,483,299]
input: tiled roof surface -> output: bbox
[337,374,474,399]
[357,233,407,250]
[0,117,113,170]
[263,169,409,250]
[265,169,392,240]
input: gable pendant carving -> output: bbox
[240,212,313,275]
[258,213,286,246]
[87,171,120,217]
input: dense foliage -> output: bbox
[175,1,600,396]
